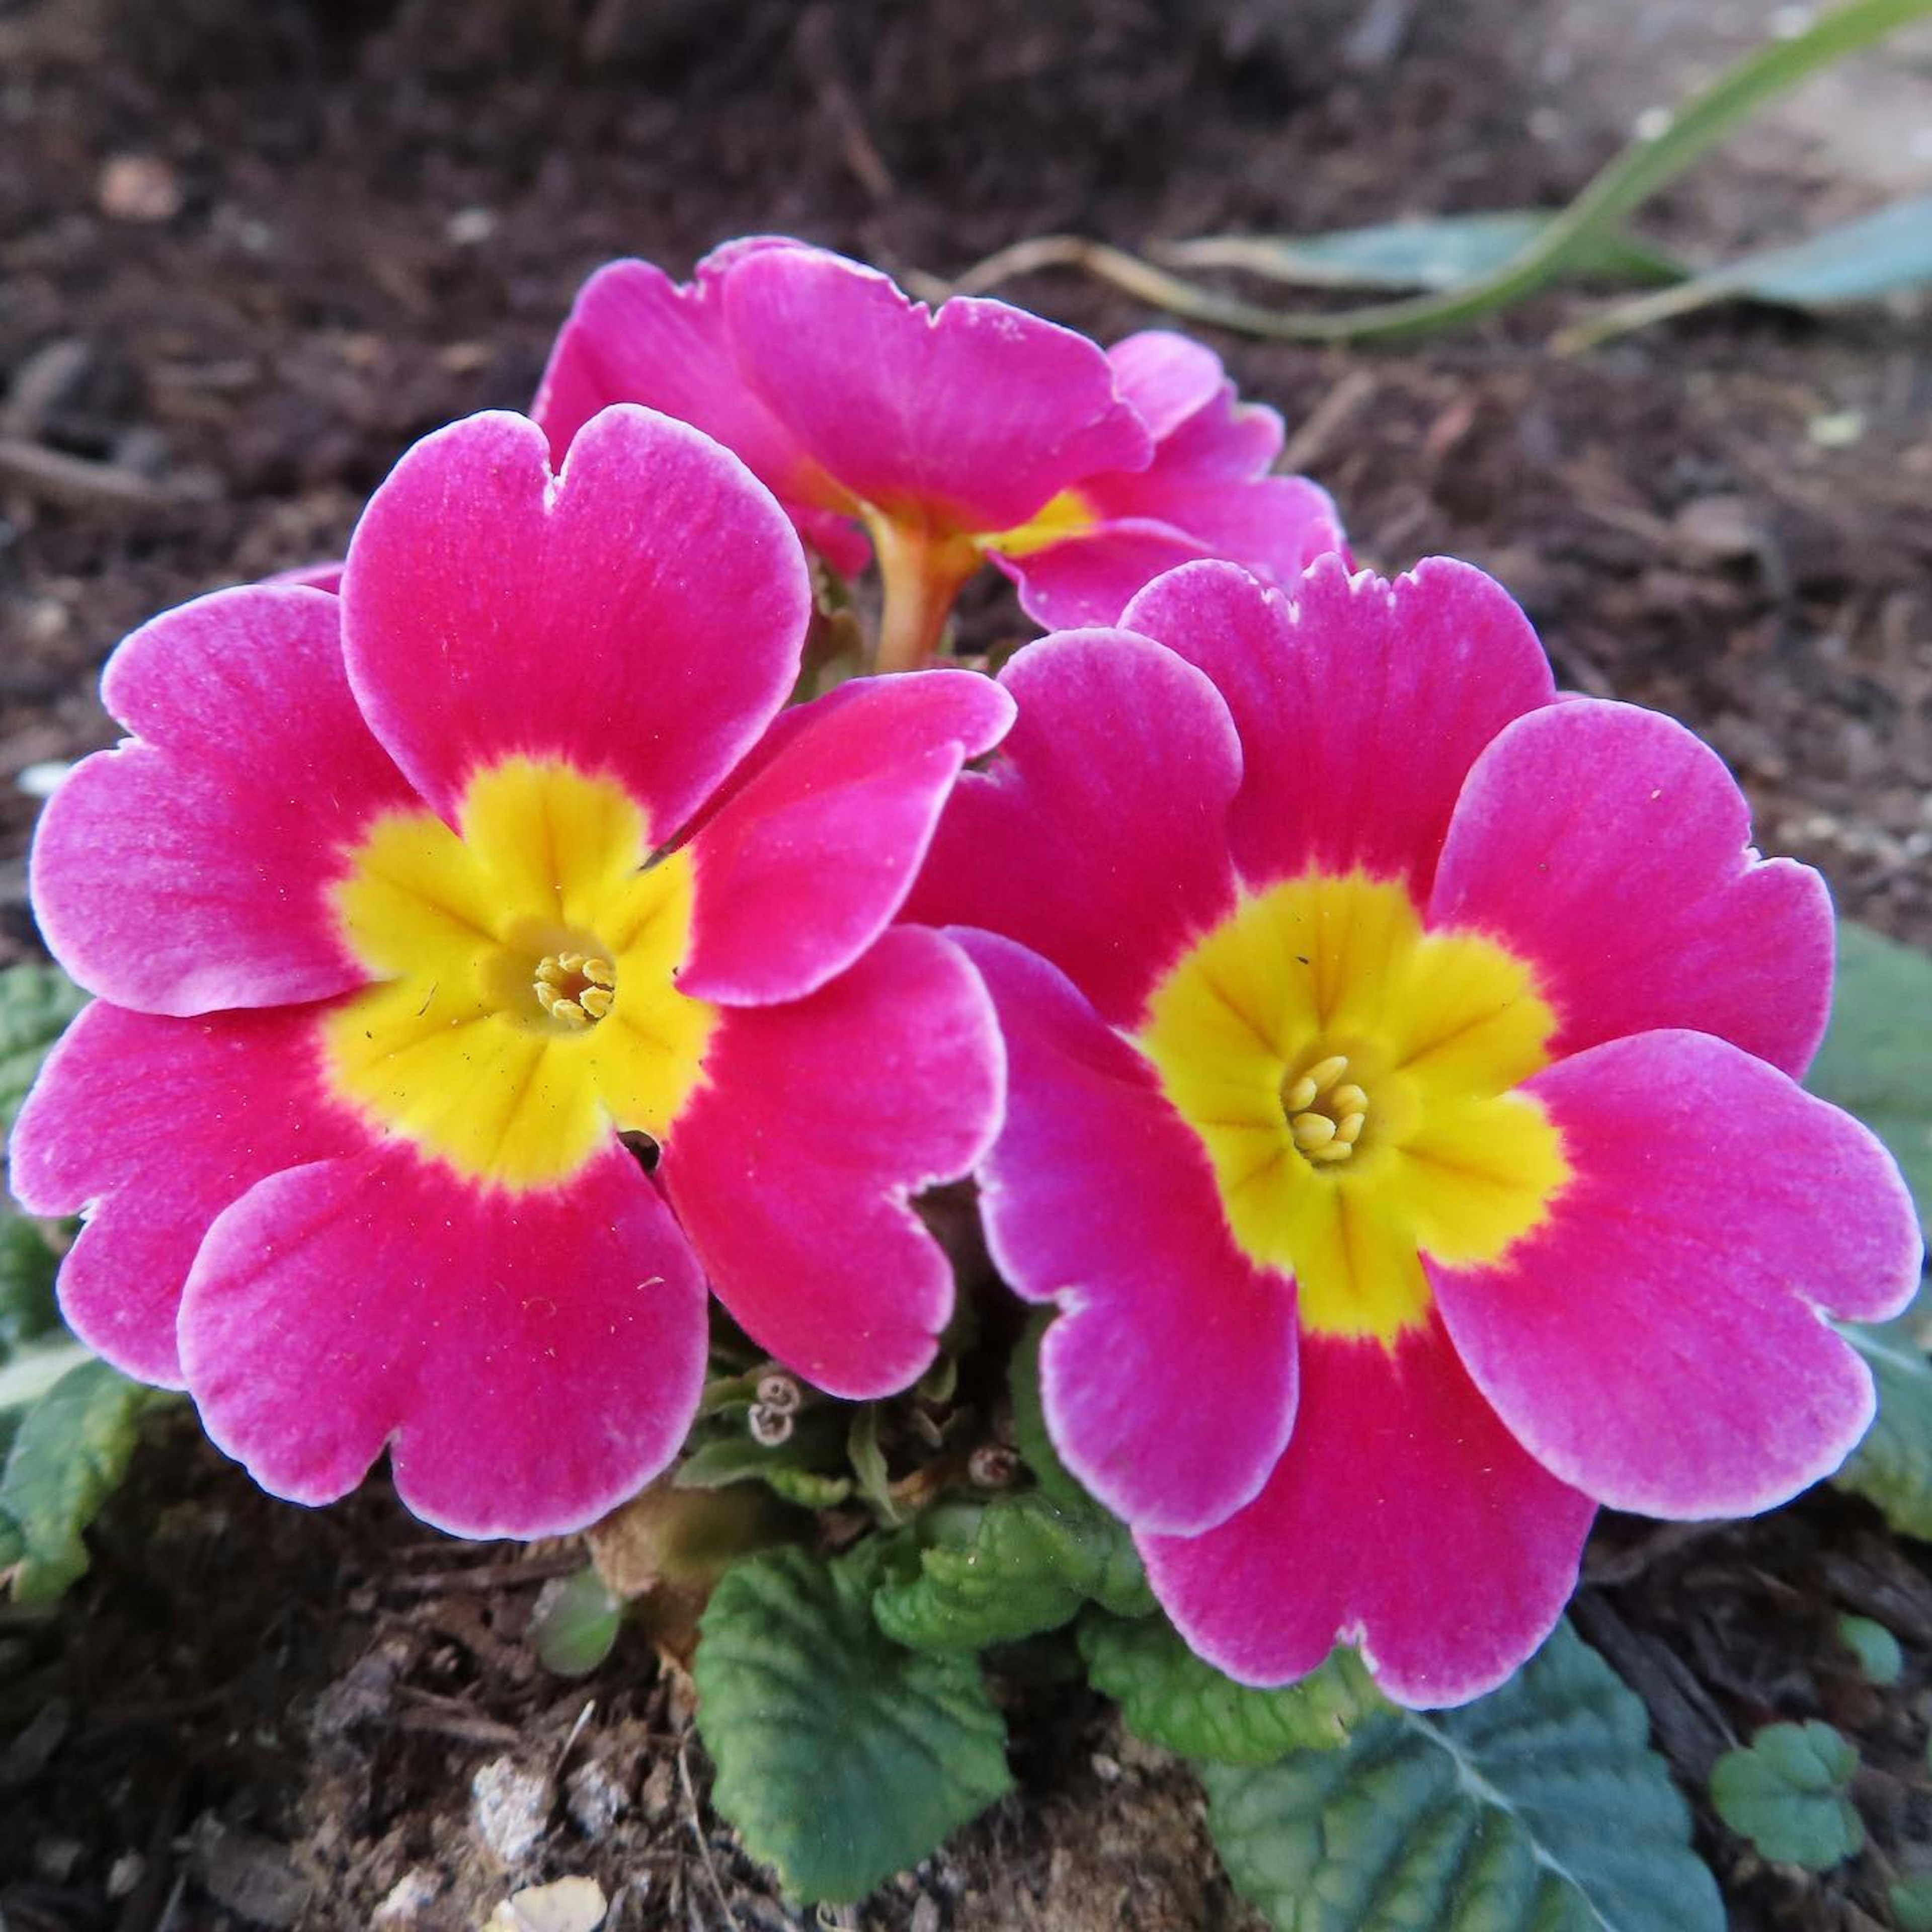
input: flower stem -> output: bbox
[868,514,979,674]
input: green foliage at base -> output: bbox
[0,962,88,1136]
[0,1355,154,1599]
[1203,1623,1723,1932]
[693,1542,1012,1905]
[1835,1286,1932,1540]
[1078,1611,1381,1764]
[1709,1721,1864,1871]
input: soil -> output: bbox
[1,1,1929,1927]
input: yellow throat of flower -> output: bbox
[324,757,716,1191]
[1137,870,1570,1346]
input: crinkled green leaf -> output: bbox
[694,1543,1012,1904]
[0,1213,62,1361]
[1834,1285,1932,1539]
[1078,1611,1382,1764]
[1205,1622,1724,1931]
[1710,1721,1863,1871]
[1807,921,1932,1223]
[1835,1613,1903,1685]
[0,1355,151,1600]
[873,1487,1153,1653]
[0,961,87,1136]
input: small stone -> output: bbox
[373,1868,442,1926]
[106,1851,146,1900]
[446,206,498,247]
[909,1896,941,1932]
[97,153,182,223]
[471,1756,551,1865]
[487,1876,608,1931]
[565,1757,629,1840]
[1089,1751,1123,1783]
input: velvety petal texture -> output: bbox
[935,548,1899,1708]
[1430,699,1834,1076]
[683,671,1015,1004]
[1431,1031,1920,1518]
[343,405,811,841]
[996,332,1345,629]
[9,1002,366,1386]
[19,400,1006,1542]
[178,1144,708,1538]
[1141,1320,1595,1707]
[535,236,1150,566]
[958,932,1297,1535]
[904,630,1242,1027]
[31,587,417,1015]
[662,928,1003,1399]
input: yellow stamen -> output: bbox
[1309,1142,1354,1164]
[583,958,615,989]
[549,998,591,1030]
[1303,1054,1349,1095]
[579,985,614,1020]
[531,950,618,1029]
[1331,1083,1368,1117]
[1335,1112,1366,1145]
[1291,1112,1338,1150]
[1282,1074,1319,1113]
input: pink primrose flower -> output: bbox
[11,404,1010,1539]
[532,238,1339,666]
[906,554,1921,1708]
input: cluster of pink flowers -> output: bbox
[12,238,1918,1707]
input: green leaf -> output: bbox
[1079,1611,1382,1765]
[0,961,87,1137]
[1891,1875,1932,1931]
[1807,922,1932,1223]
[0,1213,62,1361]
[1834,1285,1932,1539]
[530,1566,623,1676]
[1710,1721,1864,1871]
[1835,1612,1904,1685]
[1562,193,1932,349]
[694,1543,1012,1904]
[947,0,1932,345]
[0,1355,151,1600]
[1205,1622,1724,1931]
[1161,215,1681,294]
[873,1487,1153,1653]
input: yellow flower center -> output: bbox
[324,757,716,1192]
[1137,870,1570,1346]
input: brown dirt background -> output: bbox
[1,1,1929,1926]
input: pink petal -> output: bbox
[959,931,1297,1535]
[178,1142,707,1538]
[1431,1030,1922,1519]
[1120,556,1554,895]
[9,1000,367,1387]
[1429,699,1833,1076]
[531,252,863,558]
[661,927,1002,1399]
[994,521,1209,632]
[1104,331,1229,440]
[1142,1319,1595,1708]
[903,630,1242,1027]
[31,586,417,1015]
[682,670,1014,1004]
[719,242,1153,532]
[341,407,811,841]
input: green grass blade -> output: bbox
[949,0,1932,344]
